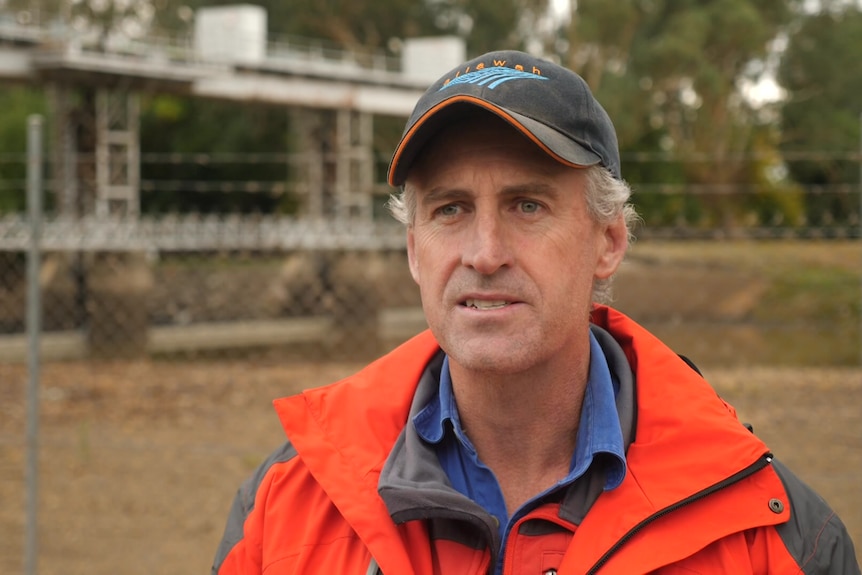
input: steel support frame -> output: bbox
[95,87,140,217]
[293,108,374,220]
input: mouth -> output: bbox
[462,299,512,310]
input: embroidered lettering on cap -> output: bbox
[440,66,549,91]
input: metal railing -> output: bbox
[0,16,404,75]
[0,214,408,252]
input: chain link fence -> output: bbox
[0,242,426,363]
[1,223,859,364]
[2,174,861,364]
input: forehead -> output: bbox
[406,114,581,191]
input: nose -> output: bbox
[461,210,513,275]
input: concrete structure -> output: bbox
[0,13,465,223]
[194,5,267,64]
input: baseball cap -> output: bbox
[387,50,621,187]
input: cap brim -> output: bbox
[387,95,603,187]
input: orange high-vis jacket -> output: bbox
[212,305,859,574]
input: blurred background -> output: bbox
[0,0,860,573]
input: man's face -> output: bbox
[405,116,627,376]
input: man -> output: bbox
[212,51,859,574]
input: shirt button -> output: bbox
[543,570,558,575]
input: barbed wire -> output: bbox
[0,180,858,195]
[0,150,860,163]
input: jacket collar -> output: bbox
[564,306,789,572]
[273,330,441,574]
[275,307,789,573]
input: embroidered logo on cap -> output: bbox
[440,66,549,91]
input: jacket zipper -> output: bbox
[585,452,774,575]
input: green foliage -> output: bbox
[562,0,800,228]
[139,95,292,214]
[0,86,47,214]
[430,0,524,54]
[778,5,862,228]
[738,126,806,228]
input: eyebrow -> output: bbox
[417,187,468,208]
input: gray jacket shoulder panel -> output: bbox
[211,440,299,574]
[772,458,860,575]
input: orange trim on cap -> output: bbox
[388,95,587,186]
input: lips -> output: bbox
[463,299,511,310]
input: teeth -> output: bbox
[465,299,510,310]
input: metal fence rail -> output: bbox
[0,215,408,251]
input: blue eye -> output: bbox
[438,204,460,216]
[520,201,540,213]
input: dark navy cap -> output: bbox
[387,50,621,187]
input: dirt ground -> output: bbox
[1,240,860,573]
[0,361,859,574]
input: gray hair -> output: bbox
[386,165,638,304]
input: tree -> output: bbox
[558,0,801,228]
[778,4,862,227]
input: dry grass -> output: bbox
[0,360,859,574]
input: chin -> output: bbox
[446,342,538,375]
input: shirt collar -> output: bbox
[570,331,626,489]
[413,354,461,444]
[413,330,627,491]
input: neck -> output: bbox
[448,356,590,513]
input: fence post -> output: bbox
[25,114,43,575]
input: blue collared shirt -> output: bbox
[413,331,627,572]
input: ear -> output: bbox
[595,213,628,279]
[406,227,421,284]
